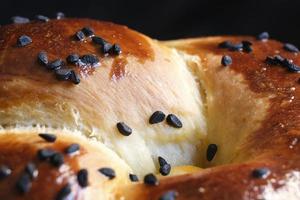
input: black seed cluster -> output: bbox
[39,133,57,142]
[116,122,132,136]
[98,167,116,179]
[159,190,178,200]
[0,165,11,180]
[252,167,270,179]
[144,173,159,186]
[56,184,72,200]
[11,16,30,24]
[166,114,182,128]
[221,55,232,66]
[37,51,81,84]
[257,32,269,41]
[74,27,94,41]
[284,43,299,53]
[91,35,122,55]
[17,35,32,47]
[265,55,300,72]
[218,40,252,53]
[206,144,218,161]
[129,173,139,182]
[77,169,89,187]
[149,111,166,124]
[65,143,80,154]
[37,149,63,166]
[158,156,171,176]
[35,15,50,22]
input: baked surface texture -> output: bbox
[0,18,300,199]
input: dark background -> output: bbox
[1,0,300,45]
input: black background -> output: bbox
[1,0,300,45]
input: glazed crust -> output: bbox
[1,18,300,200]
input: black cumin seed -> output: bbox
[70,70,80,84]
[166,114,182,128]
[50,153,64,167]
[129,173,139,182]
[149,111,166,124]
[158,156,168,167]
[65,143,80,154]
[243,45,253,53]
[158,156,171,176]
[257,32,269,41]
[56,12,65,20]
[284,43,299,53]
[221,55,232,66]
[98,167,115,179]
[25,162,38,179]
[56,184,71,200]
[252,167,270,179]
[242,41,253,47]
[218,41,232,49]
[265,56,278,65]
[101,42,113,54]
[92,36,106,45]
[143,173,158,186]
[47,59,64,70]
[38,51,48,65]
[38,133,57,142]
[0,165,11,180]
[81,27,94,37]
[116,122,132,136]
[16,173,31,194]
[17,35,32,47]
[242,41,253,53]
[206,144,218,161]
[37,148,55,160]
[55,69,72,81]
[11,16,30,24]
[228,43,243,51]
[75,31,85,41]
[274,55,284,63]
[66,54,80,64]
[159,163,171,176]
[282,59,300,72]
[80,54,99,66]
[77,169,88,188]
[265,55,285,66]
[159,190,178,200]
[35,15,50,22]
[111,44,122,55]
